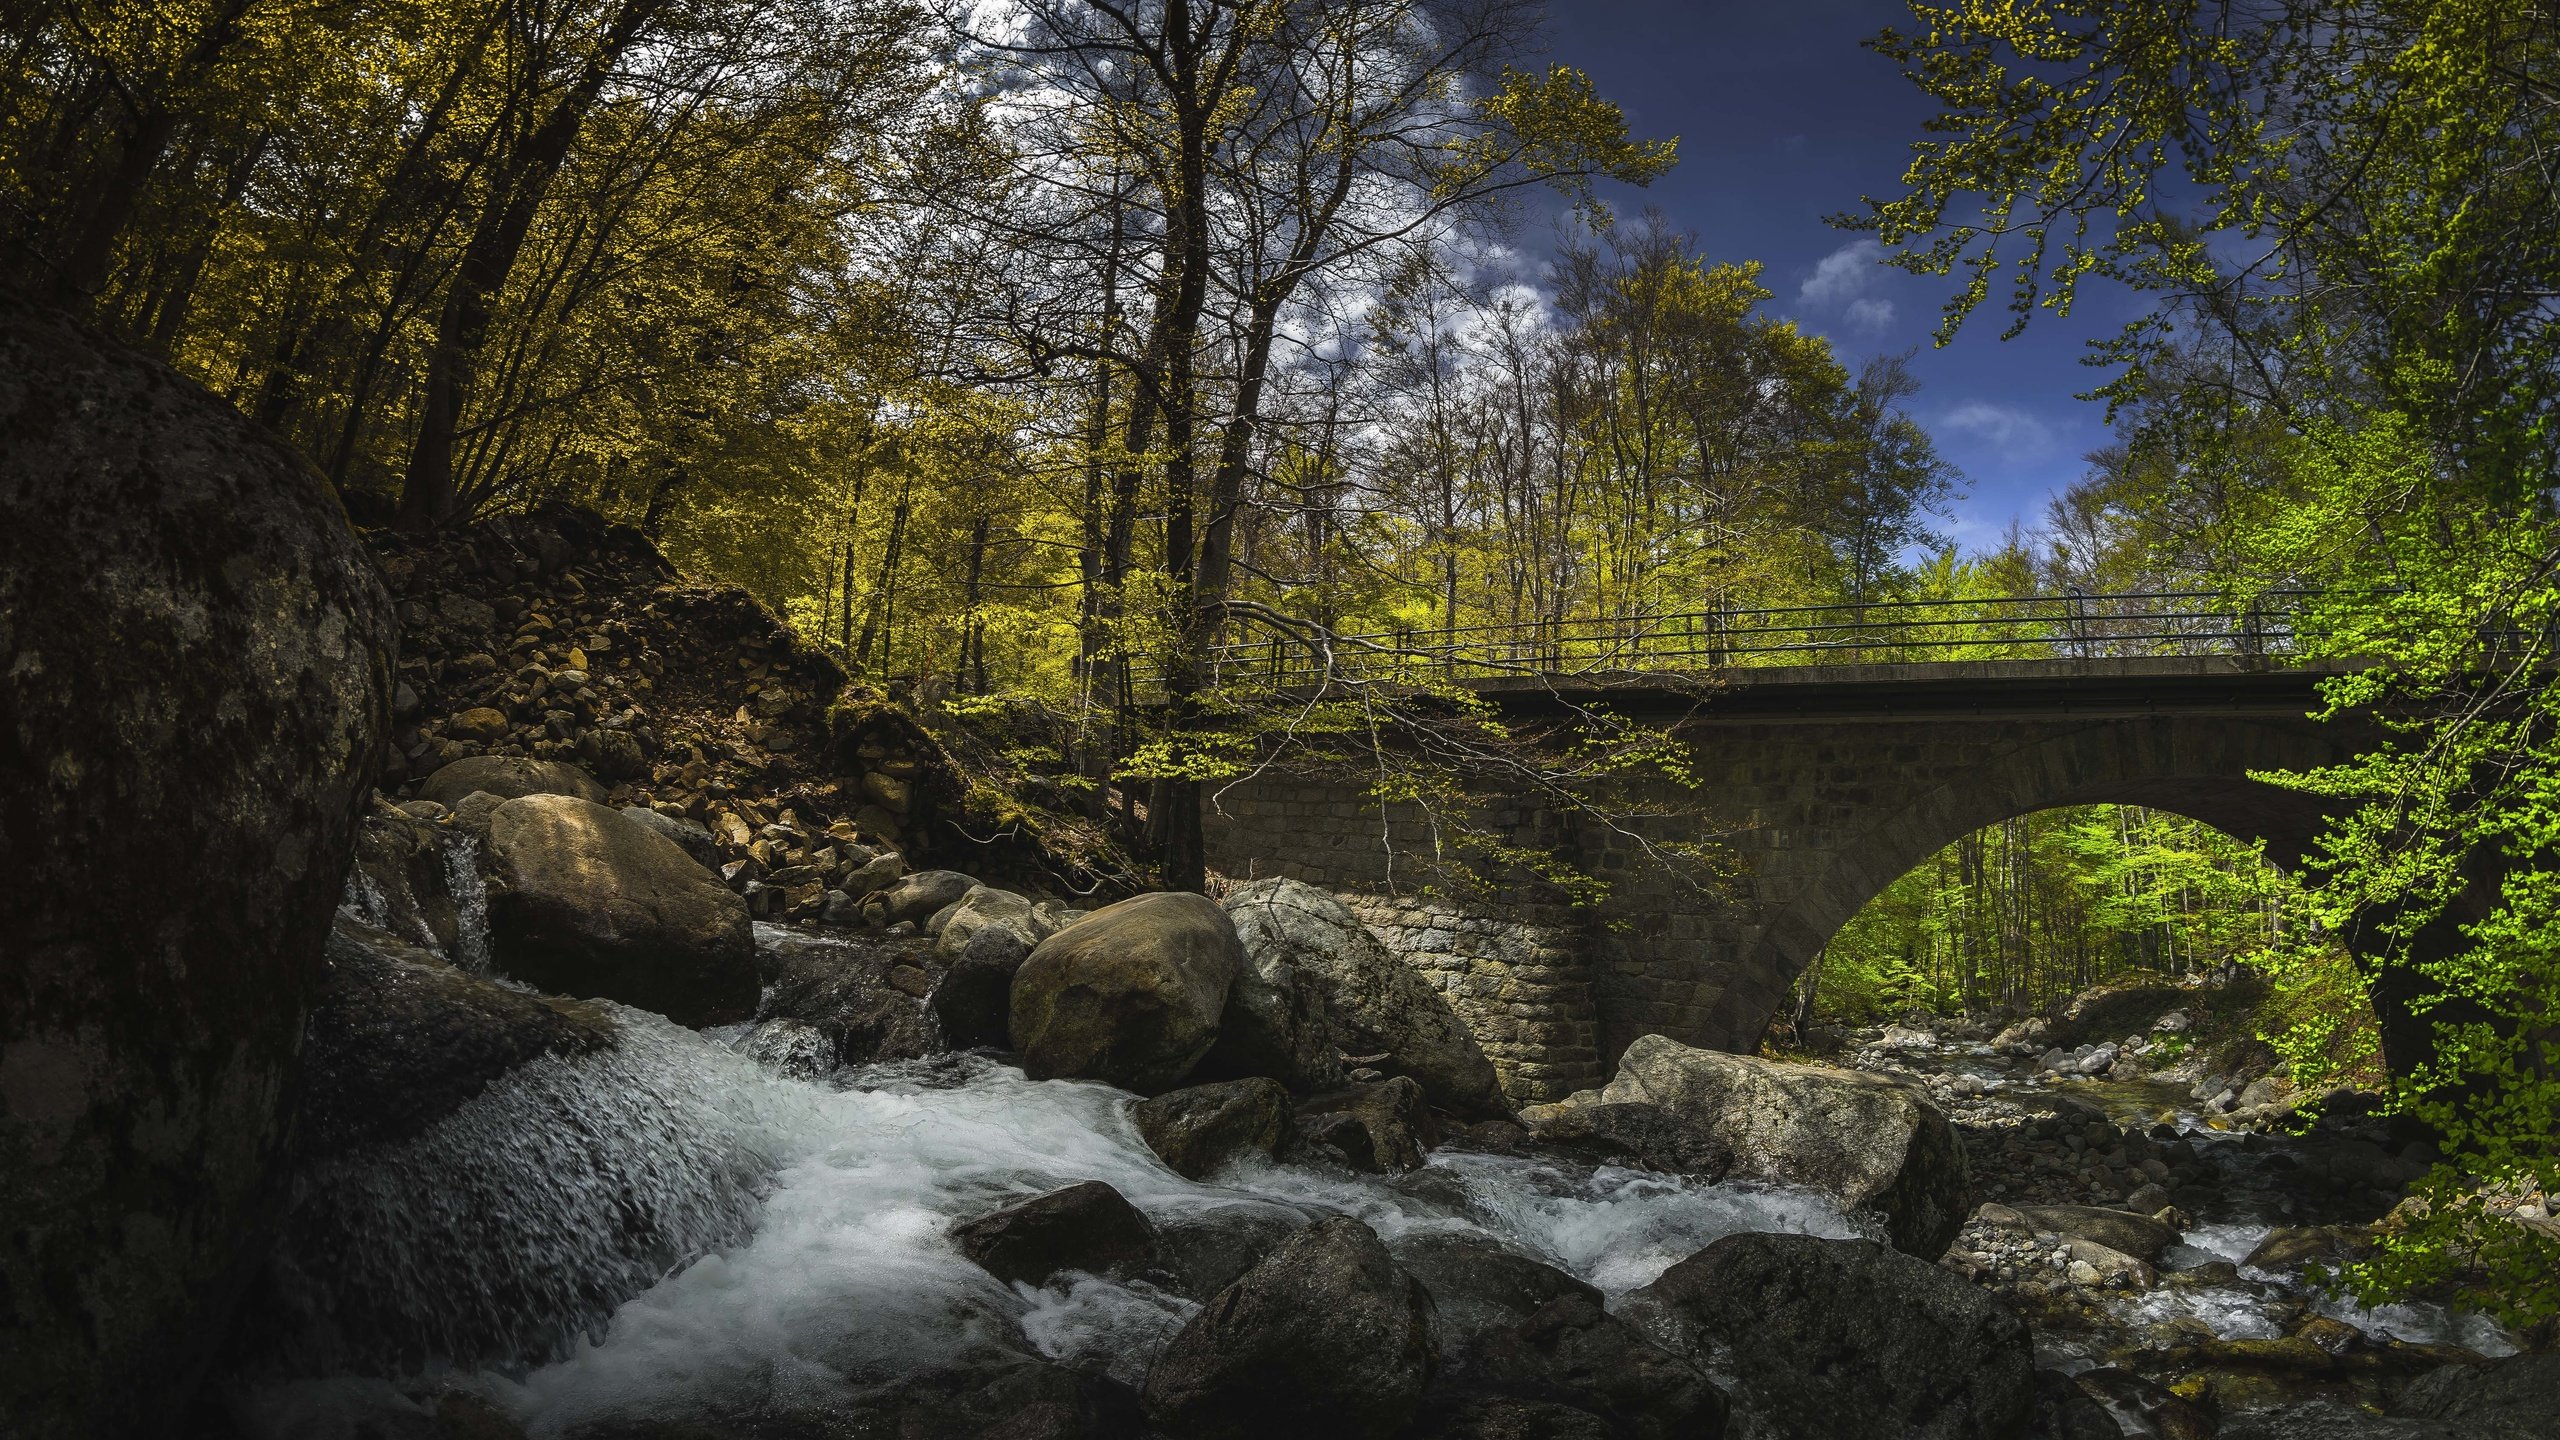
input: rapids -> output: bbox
[239,977,1864,1437]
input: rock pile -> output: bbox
[368,503,1008,928]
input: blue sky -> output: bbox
[1538,0,2159,549]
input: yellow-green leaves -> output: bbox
[1441,63,1677,213]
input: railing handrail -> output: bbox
[1156,588,2332,688]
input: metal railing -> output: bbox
[1187,590,2319,690]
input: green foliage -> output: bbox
[1861,0,2560,1324]
[1810,805,2316,1026]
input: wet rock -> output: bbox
[2069,1369,2213,1440]
[483,793,758,1026]
[0,292,394,1439]
[2396,1352,2560,1435]
[1141,1216,1438,1440]
[348,808,462,951]
[1456,1291,1726,1440]
[1133,1078,1291,1179]
[298,918,617,1158]
[929,923,1033,1051]
[1222,878,1502,1117]
[1620,1232,2032,1440]
[1294,1076,1436,1172]
[1387,1232,1600,1356]
[755,929,936,1068]
[734,1017,837,1079]
[1010,892,1242,1092]
[868,868,980,927]
[2004,1205,2180,1263]
[418,754,609,807]
[2217,1401,2518,1439]
[2245,1226,2371,1273]
[1153,1204,1311,1302]
[952,1181,1158,1288]
[1522,1099,1736,1183]
[1576,1035,1971,1256]
[1411,1397,1619,1440]
[2031,1368,2125,1440]
[619,806,719,870]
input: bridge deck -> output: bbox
[1470,654,2356,722]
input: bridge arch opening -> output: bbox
[1698,715,2362,1056]
[1776,803,2375,1071]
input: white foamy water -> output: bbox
[240,1006,1863,1437]
[443,831,492,973]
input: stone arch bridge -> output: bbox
[1201,655,2410,1104]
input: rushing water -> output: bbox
[1864,1030,2523,1364]
[443,831,493,973]
[240,993,1864,1438]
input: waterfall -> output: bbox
[336,864,396,933]
[442,831,492,973]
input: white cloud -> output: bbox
[1798,239,1888,309]
[1842,297,1896,334]
[1938,401,2057,455]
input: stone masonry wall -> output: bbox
[1205,691,2349,1092]
[1347,897,1604,1102]
[1202,782,1607,1102]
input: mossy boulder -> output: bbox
[0,291,393,1438]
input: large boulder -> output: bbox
[1009,891,1242,1092]
[1221,879,1501,1115]
[1620,1232,2033,1440]
[417,754,608,808]
[1386,1231,1601,1357]
[1153,1203,1312,1302]
[1295,1075,1437,1172]
[1584,1035,1969,1256]
[951,1181,1158,1287]
[1195,887,1346,1094]
[0,293,393,1439]
[1133,1078,1291,1179]
[931,923,1034,1051]
[2396,1352,2560,1436]
[754,929,937,1069]
[1456,1291,1727,1440]
[482,793,758,1026]
[1142,1216,1439,1440]
[934,885,1047,960]
[295,918,616,1159]
[1521,1099,1735,1183]
[2001,1204,2180,1264]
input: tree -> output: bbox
[1854,0,2560,1327]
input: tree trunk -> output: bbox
[396,0,669,530]
[50,0,258,302]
